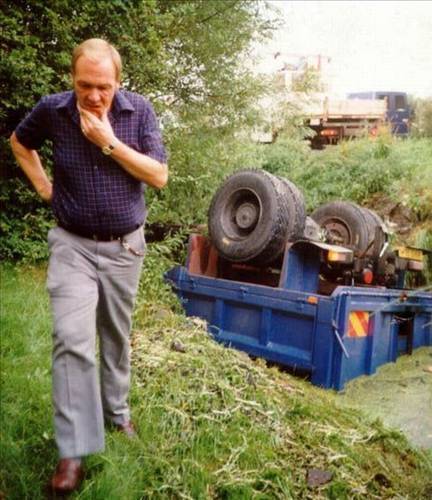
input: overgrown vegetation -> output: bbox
[2,134,431,261]
[411,97,432,138]
[2,2,431,498]
[1,0,278,260]
[2,2,430,263]
[260,135,432,221]
[2,265,431,499]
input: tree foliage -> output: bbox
[0,0,278,259]
[251,64,324,145]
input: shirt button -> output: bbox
[94,165,98,170]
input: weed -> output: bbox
[1,265,431,499]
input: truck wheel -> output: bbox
[360,208,386,257]
[310,201,371,254]
[310,134,324,150]
[208,170,293,265]
[277,177,306,240]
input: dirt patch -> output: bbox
[367,193,416,236]
[336,347,432,449]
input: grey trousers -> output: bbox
[46,226,144,458]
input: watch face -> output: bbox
[102,145,113,155]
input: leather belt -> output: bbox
[58,223,140,242]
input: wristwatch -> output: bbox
[102,143,116,155]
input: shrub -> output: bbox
[1,0,278,261]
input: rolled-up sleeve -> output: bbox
[14,96,50,150]
[139,103,167,164]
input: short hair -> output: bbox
[72,38,122,82]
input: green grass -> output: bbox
[1,264,432,499]
[260,136,432,218]
[0,264,55,498]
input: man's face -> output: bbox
[73,55,119,118]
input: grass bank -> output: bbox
[260,137,432,219]
[1,264,432,499]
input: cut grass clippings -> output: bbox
[337,347,432,449]
[1,264,432,499]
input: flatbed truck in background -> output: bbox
[306,95,386,149]
[260,54,411,148]
[347,91,411,136]
[307,91,410,149]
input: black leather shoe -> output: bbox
[49,458,84,496]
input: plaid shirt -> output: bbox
[15,90,167,236]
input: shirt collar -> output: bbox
[56,90,135,121]
[56,92,79,126]
[112,91,135,114]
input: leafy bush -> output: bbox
[146,130,264,226]
[389,139,432,222]
[1,0,277,261]
[0,175,54,261]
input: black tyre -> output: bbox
[276,177,306,240]
[360,207,386,257]
[208,170,292,265]
[310,133,325,150]
[310,201,372,255]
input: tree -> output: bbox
[0,0,278,259]
[252,62,324,145]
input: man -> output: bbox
[10,38,168,494]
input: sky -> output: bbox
[257,1,432,98]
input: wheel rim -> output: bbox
[322,218,352,246]
[221,188,262,241]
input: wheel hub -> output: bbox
[221,188,262,240]
[325,220,351,245]
[235,202,259,229]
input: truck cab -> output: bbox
[347,91,410,136]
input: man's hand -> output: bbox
[38,182,53,203]
[77,105,168,189]
[79,107,117,149]
[10,132,53,203]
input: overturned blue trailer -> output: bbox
[166,235,432,390]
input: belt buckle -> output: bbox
[92,234,116,242]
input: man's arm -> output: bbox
[110,140,168,189]
[10,132,53,203]
[79,108,168,189]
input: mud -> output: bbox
[337,347,432,449]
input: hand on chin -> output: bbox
[84,106,104,118]
[78,102,105,118]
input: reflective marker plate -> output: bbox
[397,247,424,261]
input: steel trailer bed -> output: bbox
[166,235,432,390]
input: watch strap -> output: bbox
[102,143,116,155]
